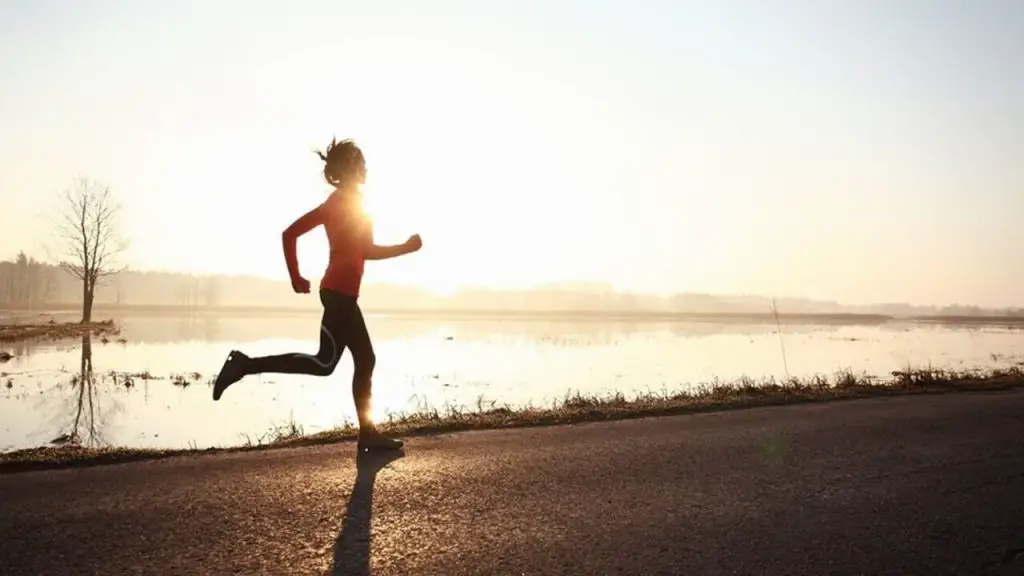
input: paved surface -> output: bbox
[3,391,1024,576]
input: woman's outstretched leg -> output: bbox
[212,303,345,400]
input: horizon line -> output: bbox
[3,255,1021,312]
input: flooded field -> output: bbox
[2,313,1022,451]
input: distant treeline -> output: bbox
[1,252,1021,317]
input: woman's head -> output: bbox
[316,137,366,190]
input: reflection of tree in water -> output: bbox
[172,316,221,341]
[6,338,42,358]
[51,334,123,447]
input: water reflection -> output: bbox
[51,334,120,447]
[172,317,221,342]
[10,311,1023,359]
[4,338,37,360]
[9,313,855,357]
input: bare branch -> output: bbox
[49,178,129,321]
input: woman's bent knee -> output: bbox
[313,353,339,376]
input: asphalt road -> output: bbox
[3,390,1024,576]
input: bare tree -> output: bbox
[53,179,127,323]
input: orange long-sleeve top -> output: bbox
[283,190,373,298]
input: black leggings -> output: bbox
[247,289,376,427]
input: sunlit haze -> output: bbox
[2,0,1022,307]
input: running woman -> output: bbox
[212,137,421,451]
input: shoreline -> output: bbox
[3,366,1022,474]
[0,320,122,344]
[3,303,1024,326]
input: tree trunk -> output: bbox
[82,281,94,323]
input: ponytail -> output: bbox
[314,136,364,188]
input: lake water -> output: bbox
[2,313,1023,452]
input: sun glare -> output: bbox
[357,181,416,245]
[367,385,406,426]
[358,184,379,221]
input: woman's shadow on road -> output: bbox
[331,448,405,576]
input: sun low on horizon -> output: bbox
[134,95,680,299]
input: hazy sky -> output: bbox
[1,0,1022,306]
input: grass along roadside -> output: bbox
[3,365,1024,474]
